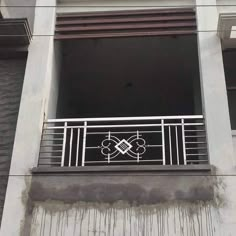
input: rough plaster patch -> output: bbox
[213,176,227,208]
[29,182,214,205]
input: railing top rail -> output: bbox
[46,115,204,123]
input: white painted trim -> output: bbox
[47,115,204,123]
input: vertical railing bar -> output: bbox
[169,126,172,165]
[161,120,166,165]
[75,128,80,167]
[61,122,67,167]
[69,128,73,167]
[137,130,140,163]
[108,131,111,164]
[175,126,180,165]
[81,121,87,167]
[182,119,187,165]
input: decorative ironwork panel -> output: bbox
[38,115,208,167]
[85,129,163,165]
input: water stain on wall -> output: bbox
[30,201,220,236]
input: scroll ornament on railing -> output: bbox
[101,132,146,160]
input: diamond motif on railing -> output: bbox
[115,139,133,155]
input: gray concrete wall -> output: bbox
[0,58,26,226]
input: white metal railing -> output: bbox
[38,115,208,167]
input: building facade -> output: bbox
[1,0,236,235]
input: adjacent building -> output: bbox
[1,0,236,235]
[0,0,34,227]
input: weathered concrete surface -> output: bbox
[22,170,236,236]
[18,172,218,235]
[29,174,215,204]
[29,201,219,236]
[14,169,236,236]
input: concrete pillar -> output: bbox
[46,42,61,119]
[0,0,56,235]
[196,0,235,172]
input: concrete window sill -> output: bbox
[32,165,212,175]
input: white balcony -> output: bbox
[38,115,208,168]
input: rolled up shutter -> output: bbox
[55,8,196,40]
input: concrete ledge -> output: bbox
[30,165,214,204]
[0,18,32,47]
[32,164,212,175]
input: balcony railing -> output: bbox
[38,115,208,168]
